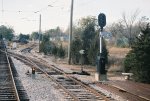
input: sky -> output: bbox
[0,0,150,34]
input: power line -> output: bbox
[0,0,69,27]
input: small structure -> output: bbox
[12,42,17,49]
[122,73,133,80]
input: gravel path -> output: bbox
[12,57,66,101]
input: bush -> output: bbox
[57,44,65,58]
[124,24,150,83]
[40,41,53,55]
[71,37,82,64]
[52,46,58,56]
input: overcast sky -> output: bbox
[0,0,150,34]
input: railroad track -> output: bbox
[0,40,29,101]
[20,43,37,53]
[10,44,150,101]
[9,48,115,101]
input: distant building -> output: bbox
[12,42,17,49]
[50,37,56,41]
[101,31,112,41]
[50,35,69,42]
[19,38,28,44]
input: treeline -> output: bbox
[106,14,149,47]
[27,16,108,65]
[0,25,14,40]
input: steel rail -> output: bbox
[35,58,110,101]
[0,49,20,101]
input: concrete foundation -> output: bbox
[95,73,100,81]
[95,73,107,81]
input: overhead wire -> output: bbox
[0,0,71,26]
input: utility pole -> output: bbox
[39,14,41,52]
[68,0,74,64]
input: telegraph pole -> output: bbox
[39,14,41,52]
[68,0,74,64]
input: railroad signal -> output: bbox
[95,13,107,81]
[98,13,106,29]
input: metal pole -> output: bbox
[99,30,102,54]
[68,0,74,64]
[39,14,41,52]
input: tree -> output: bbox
[39,34,51,54]
[106,11,145,47]
[124,24,150,83]
[78,16,97,29]
[87,32,99,65]
[44,26,64,41]
[106,21,128,47]
[122,9,140,47]
[42,34,50,42]
[57,44,65,58]
[30,32,39,41]
[71,36,82,64]
[0,25,14,41]
[70,16,108,66]
[52,46,58,56]
[106,21,125,38]
[19,33,30,40]
[81,17,97,64]
[138,16,149,30]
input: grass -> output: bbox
[107,47,130,72]
[55,45,131,74]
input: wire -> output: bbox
[0,0,69,24]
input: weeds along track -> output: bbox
[0,41,29,101]
[9,51,115,101]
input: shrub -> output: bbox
[124,24,150,83]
